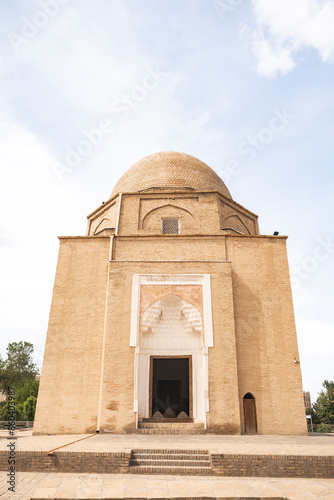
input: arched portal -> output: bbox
[137,294,205,422]
[243,393,257,434]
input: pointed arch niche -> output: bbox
[130,274,213,428]
[243,392,258,434]
[142,204,194,232]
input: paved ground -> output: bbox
[1,431,333,499]
[1,471,334,500]
[1,430,334,456]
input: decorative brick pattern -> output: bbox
[110,151,232,198]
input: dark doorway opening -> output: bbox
[151,357,191,418]
[243,392,257,434]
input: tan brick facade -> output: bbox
[34,152,307,436]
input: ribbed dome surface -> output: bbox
[110,151,231,198]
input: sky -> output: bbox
[0,0,333,405]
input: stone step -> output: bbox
[132,452,210,461]
[130,459,211,467]
[129,465,214,475]
[136,428,206,434]
[134,448,209,454]
[136,424,205,434]
[139,422,204,428]
[129,448,212,475]
[141,417,194,422]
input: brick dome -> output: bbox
[110,151,232,198]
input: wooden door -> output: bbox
[243,398,257,433]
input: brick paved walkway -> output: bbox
[1,430,333,455]
[0,471,334,499]
[0,431,333,499]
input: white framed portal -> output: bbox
[130,274,213,429]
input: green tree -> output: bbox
[0,342,38,393]
[15,379,39,404]
[0,400,24,421]
[0,401,10,421]
[316,422,333,433]
[314,380,334,425]
[22,396,37,421]
[0,343,39,422]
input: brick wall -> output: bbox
[226,236,307,435]
[211,453,334,478]
[0,450,130,473]
[33,237,110,435]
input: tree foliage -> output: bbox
[0,342,39,421]
[0,401,11,421]
[22,396,37,421]
[15,378,39,403]
[0,342,38,393]
[314,380,334,425]
[316,422,333,433]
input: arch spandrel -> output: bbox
[140,284,203,319]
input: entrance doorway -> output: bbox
[150,356,192,418]
[243,393,257,433]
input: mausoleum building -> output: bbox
[34,151,307,435]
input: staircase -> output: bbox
[137,421,206,434]
[129,448,212,475]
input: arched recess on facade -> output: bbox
[141,293,202,350]
[93,218,114,235]
[223,214,251,235]
[142,204,194,231]
[132,276,212,425]
[243,392,257,434]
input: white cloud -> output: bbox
[253,33,296,77]
[0,118,86,365]
[250,0,334,77]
